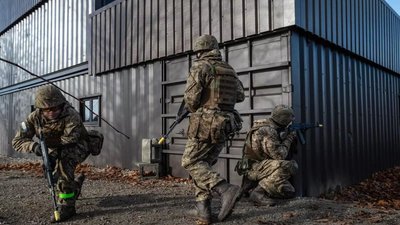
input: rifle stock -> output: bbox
[39,131,61,221]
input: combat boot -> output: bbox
[238,176,257,199]
[249,185,277,206]
[50,205,76,223]
[75,173,86,199]
[187,199,212,225]
[212,181,240,222]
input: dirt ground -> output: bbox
[0,156,399,225]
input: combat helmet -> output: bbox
[270,104,294,127]
[193,34,219,52]
[34,85,66,109]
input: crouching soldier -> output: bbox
[12,85,102,222]
[236,104,298,206]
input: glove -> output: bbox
[33,144,42,157]
[286,131,297,143]
[282,131,296,148]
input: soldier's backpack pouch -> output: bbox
[210,111,230,143]
[187,111,213,142]
[87,130,104,156]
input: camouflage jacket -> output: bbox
[183,49,245,113]
[244,119,296,161]
[12,103,89,154]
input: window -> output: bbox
[94,0,116,10]
[80,96,101,126]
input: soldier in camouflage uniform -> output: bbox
[238,104,298,206]
[12,85,91,222]
[182,34,245,224]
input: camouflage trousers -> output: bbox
[181,138,225,201]
[49,145,89,207]
[246,159,298,198]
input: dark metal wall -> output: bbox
[162,32,292,185]
[88,0,296,75]
[291,31,400,196]
[295,0,400,74]
[0,0,91,88]
[0,0,42,34]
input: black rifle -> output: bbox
[39,129,61,221]
[288,123,323,145]
[158,100,189,144]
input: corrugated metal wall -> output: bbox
[0,0,91,88]
[295,0,400,74]
[0,95,12,156]
[89,0,296,75]
[0,0,42,34]
[291,31,400,196]
[4,62,162,169]
[162,32,292,185]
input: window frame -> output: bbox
[80,95,102,127]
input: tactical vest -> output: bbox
[200,60,238,111]
[243,119,272,161]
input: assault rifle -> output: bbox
[38,128,61,221]
[158,101,189,144]
[288,123,323,145]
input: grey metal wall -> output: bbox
[0,0,91,88]
[2,62,162,169]
[162,32,292,185]
[89,0,296,75]
[0,95,12,156]
[295,0,400,74]
[0,0,42,34]
[291,31,400,196]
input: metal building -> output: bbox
[0,0,399,196]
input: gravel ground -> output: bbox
[1,156,399,225]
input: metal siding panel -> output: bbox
[121,0,127,66]
[221,0,233,41]
[245,0,256,36]
[191,0,200,44]
[115,3,121,68]
[318,0,328,39]
[233,0,244,39]
[152,0,159,58]
[132,0,138,63]
[174,0,183,53]
[145,0,152,60]
[126,0,132,64]
[105,9,111,71]
[159,0,166,57]
[96,15,101,74]
[166,0,174,55]
[337,0,342,47]
[101,11,106,72]
[273,0,284,29]
[210,0,220,40]
[331,0,336,44]
[182,0,191,52]
[110,6,116,69]
[201,0,210,35]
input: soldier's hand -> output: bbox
[286,131,297,143]
[33,144,42,156]
[279,131,288,140]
